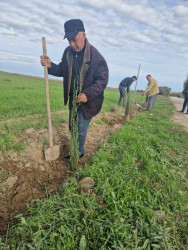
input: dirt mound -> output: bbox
[0,105,139,235]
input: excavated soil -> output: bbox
[0,105,139,235]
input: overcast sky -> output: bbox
[0,0,188,92]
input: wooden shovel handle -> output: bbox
[42,37,53,147]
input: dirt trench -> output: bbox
[0,105,139,235]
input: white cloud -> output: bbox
[175,5,188,17]
[0,50,38,64]
[164,34,185,44]
[0,0,188,92]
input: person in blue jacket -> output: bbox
[118,76,137,107]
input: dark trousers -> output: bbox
[118,85,126,107]
[69,105,92,155]
[181,95,188,113]
[148,94,158,110]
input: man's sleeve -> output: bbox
[48,51,66,77]
[48,61,64,77]
[127,78,134,93]
[145,79,155,93]
[82,59,109,101]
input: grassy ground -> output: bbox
[0,73,121,120]
[0,73,66,120]
[0,74,120,152]
[1,96,187,249]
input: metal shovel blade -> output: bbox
[128,95,141,107]
[44,145,60,161]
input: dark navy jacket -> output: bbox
[119,77,133,93]
[48,38,109,119]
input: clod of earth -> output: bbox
[2,176,18,191]
[79,177,95,192]
[26,128,35,134]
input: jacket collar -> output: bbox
[66,38,90,95]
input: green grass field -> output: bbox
[0,73,66,120]
[0,73,121,152]
[0,73,121,120]
[0,73,187,249]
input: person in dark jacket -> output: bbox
[118,76,137,107]
[180,89,188,114]
[40,19,109,159]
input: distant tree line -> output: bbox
[159,86,171,96]
[170,92,183,98]
[137,87,183,97]
[136,75,188,98]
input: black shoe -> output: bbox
[64,153,84,159]
[178,111,184,113]
[79,153,84,158]
[64,154,71,159]
[66,160,71,167]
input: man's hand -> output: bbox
[142,92,146,96]
[40,56,51,68]
[77,93,88,103]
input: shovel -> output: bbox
[127,94,141,107]
[42,37,60,161]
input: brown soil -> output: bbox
[0,105,139,235]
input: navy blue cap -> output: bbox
[64,19,85,40]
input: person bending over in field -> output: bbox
[40,19,109,159]
[118,76,137,108]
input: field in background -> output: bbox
[0,73,123,152]
[0,72,141,120]
[0,73,187,249]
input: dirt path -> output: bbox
[170,97,188,132]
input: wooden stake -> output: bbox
[133,64,141,102]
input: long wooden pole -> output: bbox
[42,37,53,148]
[133,63,141,102]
